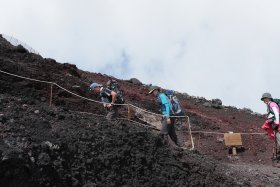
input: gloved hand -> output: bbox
[272,124,279,131]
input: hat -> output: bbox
[165,89,174,96]
[148,86,159,94]
[261,92,272,101]
[90,82,102,90]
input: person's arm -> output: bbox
[110,90,117,104]
[106,90,117,108]
[160,102,170,117]
[272,106,279,124]
[101,88,115,108]
[159,94,170,117]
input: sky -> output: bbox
[1,0,280,114]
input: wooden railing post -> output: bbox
[127,105,131,120]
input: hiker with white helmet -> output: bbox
[90,82,121,120]
[261,93,280,150]
[148,86,180,146]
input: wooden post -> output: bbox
[232,147,237,156]
[49,83,53,107]
[186,116,195,150]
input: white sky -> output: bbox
[1,0,280,113]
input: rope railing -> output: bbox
[0,69,185,117]
[69,110,160,130]
[0,69,267,151]
[191,131,265,135]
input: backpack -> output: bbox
[164,90,183,115]
[106,79,125,104]
[268,98,280,114]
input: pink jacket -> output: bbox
[267,101,280,125]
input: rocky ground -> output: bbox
[1,34,280,186]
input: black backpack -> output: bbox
[107,79,125,104]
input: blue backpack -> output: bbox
[165,90,183,115]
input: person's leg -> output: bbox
[160,118,169,135]
[106,106,118,120]
[160,118,169,143]
[168,118,179,145]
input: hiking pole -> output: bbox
[275,131,278,160]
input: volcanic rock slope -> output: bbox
[0,35,279,186]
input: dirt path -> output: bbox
[226,163,280,186]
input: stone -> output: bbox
[22,104,28,109]
[211,99,223,109]
[0,114,6,123]
[30,157,35,163]
[40,97,46,102]
[37,152,51,166]
[16,44,28,53]
[203,102,212,107]
[128,78,142,85]
[242,107,253,114]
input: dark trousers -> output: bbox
[102,97,119,120]
[160,117,178,145]
[106,106,119,120]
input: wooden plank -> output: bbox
[224,133,242,146]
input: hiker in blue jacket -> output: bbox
[149,86,179,146]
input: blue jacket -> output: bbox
[157,93,172,117]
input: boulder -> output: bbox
[242,107,253,114]
[203,102,212,107]
[128,78,142,85]
[16,45,28,53]
[211,99,222,109]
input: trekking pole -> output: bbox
[275,130,278,160]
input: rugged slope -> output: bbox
[1,35,279,186]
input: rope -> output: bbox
[191,131,265,135]
[129,104,186,118]
[70,110,160,131]
[0,69,265,137]
[0,69,185,118]
[54,83,105,104]
[0,70,54,84]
